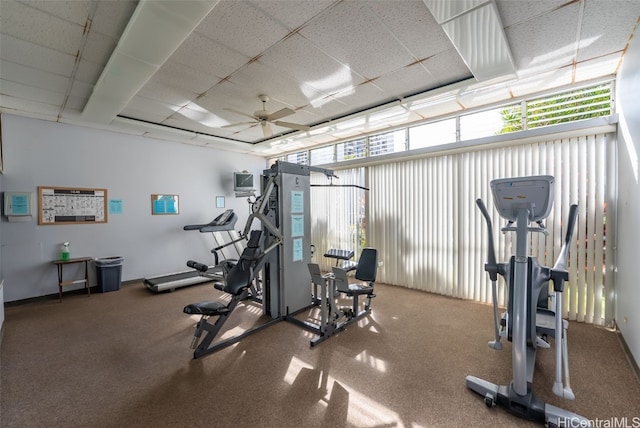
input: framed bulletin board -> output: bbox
[38,186,108,225]
[151,194,179,215]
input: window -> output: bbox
[310,145,334,165]
[337,138,367,161]
[409,118,456,149]
[369,130,406,156]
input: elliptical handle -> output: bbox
[553,204,579,271]
[476,198,498,280]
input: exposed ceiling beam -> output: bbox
[423,0,516,81]
[82,0,219,123]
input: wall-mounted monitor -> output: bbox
[234,172,254,192]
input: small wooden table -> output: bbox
[52,257,92,302]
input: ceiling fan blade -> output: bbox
[262,122,273,138]
[224,108,256,121]
[221,121,255,128]
[268,107,295,121]
[273,121,310,132]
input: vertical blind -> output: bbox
[312,133,615,326]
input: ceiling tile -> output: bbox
[299,1,416,79]
[373,63,439,99]
[17,0,91,25]
[367,0,453,59]
[195,0,290,59]
[0,79,65,105]
[1,60,69,93]
[170,31,249,79]
[421,48,472,86]
[247,0,335,30]
[1,0,85,55]
[136,80,198,108]
[0,34,76,76]
[505,2,581,73]
[574,52,624,82]
[496,0,567,28]
[149,60,221,94]
[578,0,640,62]
[120,96,177,123]
[259,34,365,98]
[91,1,138,38]
[508,68,573,98]
[80,31,118,64]
[0,93,61,118]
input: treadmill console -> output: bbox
[490,175,554,222]
[213,209,234,226]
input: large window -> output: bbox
[271,82,613,166]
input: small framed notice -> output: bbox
[151,194,179,215]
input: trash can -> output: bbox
[95,256,124,292]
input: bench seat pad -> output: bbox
[183,301,229,316]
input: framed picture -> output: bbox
[151,194,179,215]
[216,196,225,208]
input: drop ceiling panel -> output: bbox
[369,63,439,99]
[195,1,290,59]
[0,34,76,76]
[18,0,91,25]
[80,32,118,64]
[367,0,453,59]
[299,1,417,79]
[136,79,198,108]
[1,60,69,93]
[147,60,221,94]
[505,2,581,72]
[247,0,335,30]
[228,60,330,111]
[496,0,566,27]
[578,1,640,62]
[91,1,138,38]
[169,32,250,79]
[509,68,573,98]
[1,0,85,55]
[120,96,179,123]
[574,52,623,82]
[0,94,62,118]
[258,34,366,98]
[1,79,64,106]
[422,48,473,86]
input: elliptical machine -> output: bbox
[466,176,591,427]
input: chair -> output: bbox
[332,247,377,317]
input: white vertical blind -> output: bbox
[363,133,614,325]
[309,168,367,270]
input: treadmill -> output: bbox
[144,209,239,293]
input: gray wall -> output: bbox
[0,114,266,302]
[615,33,640,365]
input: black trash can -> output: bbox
[95,256,124,292]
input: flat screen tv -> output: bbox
[234,172,254,192]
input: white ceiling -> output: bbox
[1,0,639,157]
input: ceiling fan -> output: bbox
[222,94,310,138]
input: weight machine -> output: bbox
[183,161,378,358]
[465,175,590,427]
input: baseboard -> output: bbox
[615,322,640,384]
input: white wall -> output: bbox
[0,114,266,302]
[615,33,640,365]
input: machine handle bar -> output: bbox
[553,204,579,272]
[476,199,498,281]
